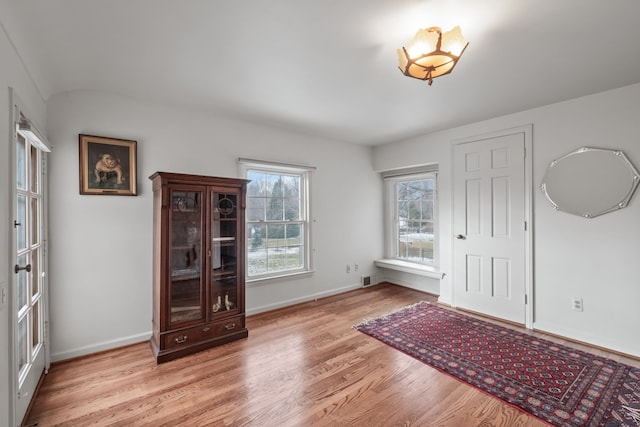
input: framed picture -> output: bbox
[79,134,137,196]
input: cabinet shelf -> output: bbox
[171,245,200,250]
[171,269,200,281]
[211,270,236,278]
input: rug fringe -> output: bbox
[352,301,430,329]
[621,405,640,424]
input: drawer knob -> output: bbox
[202,327,211,333]
[174,335,188,344]
[224,323,236,330]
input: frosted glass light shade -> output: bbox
[398,26,468,85]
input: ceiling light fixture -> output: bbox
[398,26,468,85]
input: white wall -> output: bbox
[0,13,48,427]
[373,83,640,357]
[378,270,440,295]
[46,90,383,361]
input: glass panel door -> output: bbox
[211,191,239,315]
[169,190,204,325]
[14,125,48,424]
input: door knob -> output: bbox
[15,264,32,274]
[455,234,466,240]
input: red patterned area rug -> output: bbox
[354,302,640,426]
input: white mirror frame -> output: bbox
[541,147,640,218]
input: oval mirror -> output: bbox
[541,147,639,218]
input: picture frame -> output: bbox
[79,134,137,196]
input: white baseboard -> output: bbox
[246,283,362,316]
[51,284,365,361]
[51,331,150,363]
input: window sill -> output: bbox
[375,259,443,279]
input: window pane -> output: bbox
[247,171,266,196]
[283,175,300,220]
[267,247,286,272]
[267,224,285,242]
[17,254,28,311]
[31,144,39,193]
[31,197,39,245]
[31,247,40,297]
[406,220,419,233]
[285,223,302,245]
[247,197,266,221]
[17,133,27,190]
[17,195,27,250]
[248,248,267,276]
[397,182,408,200]
[271,175,283,194]
[286,246,303,270]
[395,176,436,264]
[249,223,266,251]
[422,200,434,220]
[32,300,40,348]
[267,197,283,221]
[284,197,300,220]
[18,316,28,374]
[283,175,299,196]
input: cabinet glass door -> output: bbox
[170,190,203,324]
[211,192,238,315]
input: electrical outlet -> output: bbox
[571,297,583,312]
[354,264,359,272]
[346,265,351,274]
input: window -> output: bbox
[384,168,438,267]
[240,159,313,280]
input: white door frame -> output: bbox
[450,124,533,328]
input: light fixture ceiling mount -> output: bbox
[398,25,468,85]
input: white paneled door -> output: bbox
[12,96,50,425]
[453,131,528,324]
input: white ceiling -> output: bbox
[4,0,640,145]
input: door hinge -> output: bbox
[524,221,527,231]
[524,294,528,304]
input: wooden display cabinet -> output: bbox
[150,172,248,363]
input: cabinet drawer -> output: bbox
[162,316,244,351]
[163,324,209,350]
[208,315,244,336]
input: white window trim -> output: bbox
[381,169,439,271]
[238,158,314,283]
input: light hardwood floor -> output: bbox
[24,283,639,426]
